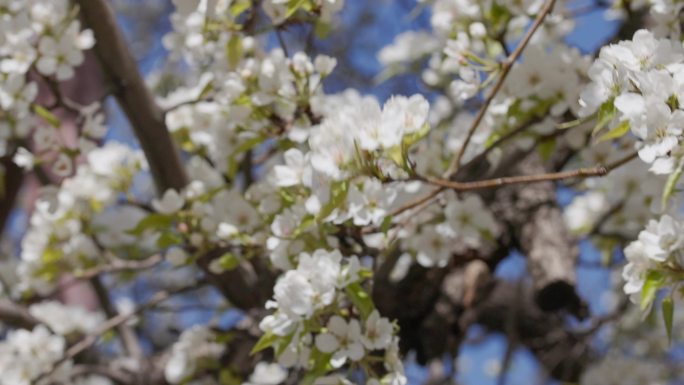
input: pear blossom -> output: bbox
[244,362,287,385]
[153,189,185,214]
[637,215,684,262]
[315,316,365,368]
[622,240,655,303]
[361,310,393,351]
[347,179,397,226]
[28,301,104,336]
[164,326,224,384]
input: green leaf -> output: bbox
[293,214,315,237]
[226,34,242,69]
[596,120,630,143]
[42,248,63,264]
[402,123,431,147]
[230,0,252,17]
[226,135,266,179]
[127,213,174,236]
[275,331,296,356]
[591,100,616,137]
[219,368,241,385]
[345,282,374,319]
[662,158,684,209]
[301,352,333,385]
[285,0,308,19]
[216,252,241,271]
[316,180,348,221]
[380,215,393,236]
[314,20,332,39]
[641,270,665,312]
[33,105,61,128]
[157,231,183,249]
[386,145,404,166]
[537,138,556,161]
[557,113,593,130]
[250,332,279,355]
[662,296,674,345]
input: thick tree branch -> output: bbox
[0,156,23,235]
[74,0,188,192]
[0,299,40,330]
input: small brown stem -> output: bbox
[445,0,557,177]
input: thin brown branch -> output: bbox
[444,0,557,177]
[69,364,134,385]
[75,0,188,192]
[33,284,197,384]
[423,166,608,191]
[90,276,144,365]
[73,254,163,280]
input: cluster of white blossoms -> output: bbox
[162,46,337,177]
[404,192,500,268]
[377,0,594,179]
[164,325,225,384]
[16,142,147,295]
[579,29,684,175]
[384,0,574,104]
[28,301,104,336]
[0,0,95,165]
[242,362,287,385]
[165,0,344,67]
[612,0,684,39]
[257,249,405,384]
[0,325,112,385]
[563,140,669,239]
[146,162,263,271]
[0,325,69,385]
[622,214,684,304]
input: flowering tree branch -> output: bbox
[445,0,558,177]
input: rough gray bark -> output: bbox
[490,153,583,314]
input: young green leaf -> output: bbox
[33,105,61,128]
[662,158,684,209]
[596,120,630,143]
[591,100,616,137]
[127,213,174,236]
[345,282,374,319]
[641,270,664,312]
[250,332,279,355]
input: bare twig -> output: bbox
[423,165,608,191]
[33,284,197,384]
[73,254,163,280]
[70,364,134,384]
[90,276,144,364]
[445,0,557,177]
